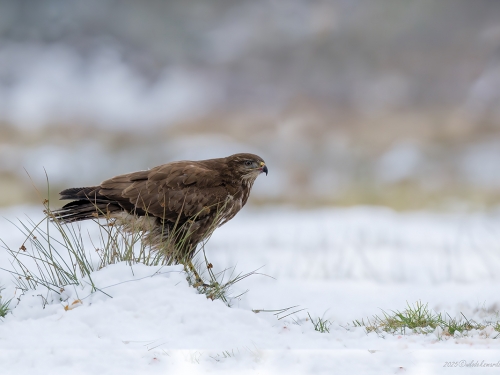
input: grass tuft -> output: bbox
[0,286,11,318]
[307,312,332,333]
[353,301,500,337]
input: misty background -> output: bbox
[1,0,500,210]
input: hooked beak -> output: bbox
[260,163,268,176]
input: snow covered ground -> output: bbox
[1,205,500,374]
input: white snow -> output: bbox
[1,205,500,374]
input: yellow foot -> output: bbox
[185,261,208,287]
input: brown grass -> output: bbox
[1,106,500,210]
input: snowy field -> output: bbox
[2,205,500,374]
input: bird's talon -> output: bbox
[193,281,209,288]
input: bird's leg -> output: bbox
[185,260,208,288]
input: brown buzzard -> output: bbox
[53,153,267,278]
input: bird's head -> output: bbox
[226,153,268,182]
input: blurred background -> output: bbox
[1,0,500,210]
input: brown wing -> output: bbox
[99,161,229,224]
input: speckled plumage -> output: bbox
[53,153,268,263]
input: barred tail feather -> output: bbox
[51,200,121,223]
[59,186,101,201]
[53,186,121,223]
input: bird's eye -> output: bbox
[244,160,253,167]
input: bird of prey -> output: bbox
[53,153,268,281]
